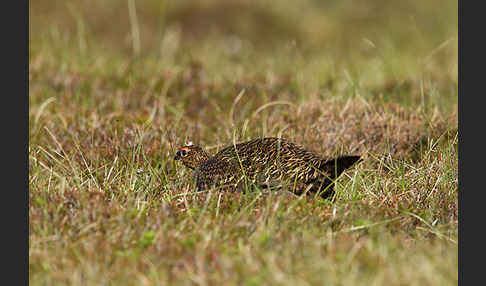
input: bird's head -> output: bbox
[174,142,211,169]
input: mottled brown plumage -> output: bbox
[174,137,361,198]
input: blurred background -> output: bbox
[29,0,457,82]
[29,0,458,147]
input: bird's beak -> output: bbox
[174,152,180,160]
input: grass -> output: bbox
[29,0,457,285]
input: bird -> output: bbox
[174,137,361,199]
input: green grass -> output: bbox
[30,0,457,285]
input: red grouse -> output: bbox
[174,137,361,199]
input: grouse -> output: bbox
[174,137,361,199]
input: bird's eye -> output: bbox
[181,149,188,156]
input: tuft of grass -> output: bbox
[30,0,457,285]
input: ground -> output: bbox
[29,0,458,285]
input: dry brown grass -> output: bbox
[30,0,457,284]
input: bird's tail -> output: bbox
[320,155,362,179]
[313,155,362,199]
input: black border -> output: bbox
[4,0,29,284]
[459,0,478,285]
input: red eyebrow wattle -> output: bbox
[181,147,191,152]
